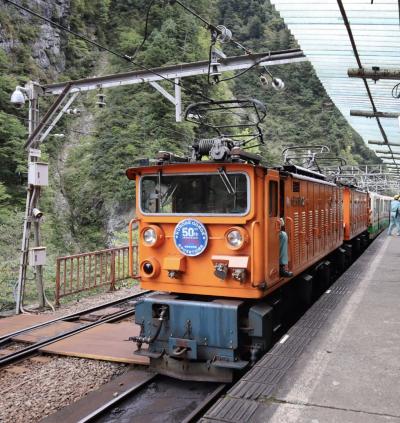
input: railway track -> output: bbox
[0,291,149,368]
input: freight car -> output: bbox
[126,142,389,382]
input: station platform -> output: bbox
[202,232,400,422]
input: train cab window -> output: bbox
[269,180,278,217]
[140,173,248,215]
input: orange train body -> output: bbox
[342,186,369,241]
[126,162,364,299]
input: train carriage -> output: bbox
[368,192,391,238]
[281,166,343,278]
[342,186,369,241]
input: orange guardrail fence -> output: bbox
[55,245,138,306]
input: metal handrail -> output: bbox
[55,245,135,306]
[250,220,261,288]
[129,217,140,279]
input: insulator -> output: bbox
[259,75,269,87]
[66,108,81,115]
[210,65,221,78]
[96,92,106,108]
[272,78,285,91]
[216,25,232,43]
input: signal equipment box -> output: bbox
[28,162,48,186]
[28,247,47,266]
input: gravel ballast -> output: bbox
[0,356,127,423]
[0,285,146,423]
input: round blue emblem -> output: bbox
[174,219,208,257]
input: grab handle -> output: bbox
[128,217,140,278]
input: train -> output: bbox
[125,136,391,383]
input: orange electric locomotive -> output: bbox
[126,100,373,382]
[127,163,348,299]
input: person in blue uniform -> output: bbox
[387,194,400,236]
[279,218,293,277]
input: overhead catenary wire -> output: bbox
[3,109,196,144]
[172,0,259,84]
[3,0,279,133]
[1,111,97,136]
[214,56,271,84]
[131,0,157,60]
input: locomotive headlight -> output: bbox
[227,230,243,247]
[143,228,157,245]
[141,225,164,247]
[225,226,248,250]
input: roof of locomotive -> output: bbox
[125,160,261,180]
[125,160,340,189]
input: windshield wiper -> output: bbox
[161,184,178,208]
[217,167,236,196]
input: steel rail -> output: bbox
[44,235,382,423]
[75,377,226,423]
[76,373,158,423]
[0,290,149,344]
[0,303,139,368]
[181,383,227,423]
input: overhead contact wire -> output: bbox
[1,111,97,136]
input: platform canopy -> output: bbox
[270,0,400,171]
